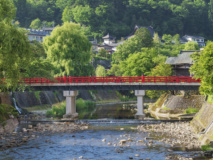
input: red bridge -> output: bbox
[21,76,200,91]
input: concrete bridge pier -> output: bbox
[135,90,145,120]
[63,91,78,119]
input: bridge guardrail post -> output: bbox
[64,75,66,83]
[69,76,71,83]
[142,75,145,83]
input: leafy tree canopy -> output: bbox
[96,65,106,77]
[0,0,16,22]
[44,22,93,77]
[0,0,32,91]
[190,42,213,95]
[183,41,200,50]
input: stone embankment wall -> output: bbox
[191,102,213,144]
[149,93,205,119]
[14,91,64,108]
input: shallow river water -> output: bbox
[0,121,201,160]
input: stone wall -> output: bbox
[191,102,213,144]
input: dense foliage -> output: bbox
[44,22,94,77]
[190,42,213,95]
[46,99,96,119]
[13,0,213,40]
[109,28,181,77]
[0,0,32,91]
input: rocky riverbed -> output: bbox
[0,122,88,150]
[137,122,201,150]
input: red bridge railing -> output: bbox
[20,76,201,84]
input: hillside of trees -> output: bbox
[13,0,213,40]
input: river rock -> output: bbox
[135,154,140,157]
[28,125,33,129]
[102,139,106,142]
[79,156,83,159]
[22,128,27,132]
[119,139,126,145]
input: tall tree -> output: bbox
[43,22,93,77]
[0,0,31,91]
[190,42,213,95]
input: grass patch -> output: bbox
[23,104,52,112]
[162,106,170,110]
[201,144,213,151]
[46,99,96,119]
[185,108,199,114]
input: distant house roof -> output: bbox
[165,50,200,65]
[42,27,55,32]
[183,35,204,40]
[125,25,154,39]
[103,33,115,39]
[26,29,50,36]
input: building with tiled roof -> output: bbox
[166,50,200,77]
[180,35,205,47]
[26,29,50,42]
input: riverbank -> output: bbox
[0,122,88,150]
[138,122,201,150]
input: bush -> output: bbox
[185,108,199,114]
[46,99,96,119]
[46,101,66,118]
[201,144,212,151]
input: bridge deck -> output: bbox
[19,76,200,91]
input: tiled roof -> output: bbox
[103,33,114,39]
[165,50,199,65]
[26,29,50,36]
[183,35,204,39]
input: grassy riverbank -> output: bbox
[46,99,96,119]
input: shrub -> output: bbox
[201,144,212,151]
[185,108,199,114]
[46,99,96,119]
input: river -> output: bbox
[0,103,204,160]
[0,121,202,160]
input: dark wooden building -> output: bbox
[165,50,200,77]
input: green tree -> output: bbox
[0,0,16,22]
[147,63,173,98]
[134,27,153,48]
[97,48,107,58]
[162,34,173,44]
[153,32,161,44]
[96,65,106,77]
[43,22,92,77]
[184,41,200,50]
[119,48,157,77]
[30,18,42,29]
[112,27,153,64]
[190,42,213,95]
[0,0,31,91]
[22,40,54,78]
